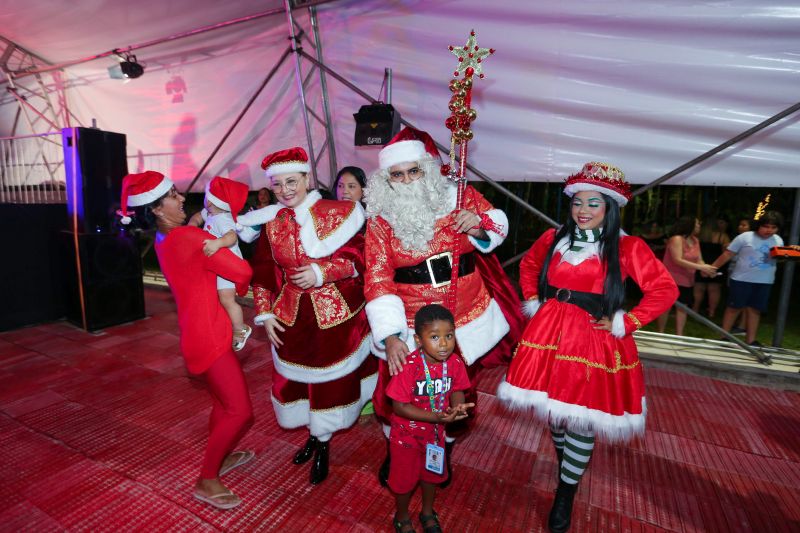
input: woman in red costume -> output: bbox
[497,163,678,533]
[119,171,255,510]
[237,147,377,485]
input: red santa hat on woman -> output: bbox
[118,171,174,225]
[378,127,442,170]
[261,147,311,179]
[205,176,249,222]
[563,162,632,207]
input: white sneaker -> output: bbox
[233,325,252,352]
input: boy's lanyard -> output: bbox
[421,357,447,443]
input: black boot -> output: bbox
[378,441,391,487]
[548,480,578,533]
[310,440,329,484]
[438,440,455,488]
[293,436,318,465]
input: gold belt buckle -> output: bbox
[426,251,453,288]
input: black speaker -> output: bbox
[61,231,145,332]
[0,204,68,331]
[63,127,128,233]
[353,103,401,146]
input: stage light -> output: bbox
[108,51,144,80]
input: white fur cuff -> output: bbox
[365,294,409,347]
[522,298,541,318]
[468,208,508,253]
[611,309,626,338]
[310,263,324,287]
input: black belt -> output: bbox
[545,284,604,319]
[394,252,475,287]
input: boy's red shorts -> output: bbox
[387,439,448,494]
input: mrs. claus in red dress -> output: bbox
[497,162,678,533]
[237,147,377,485]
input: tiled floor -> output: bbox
[1,289,799,532]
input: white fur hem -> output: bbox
[522,298,541,318]
[456,298,509,365]
[235,204,281,227]
[295,194,366,259]
[254,313,276,326]
[564,182,629,207]
[611,309,626,338]
[496,380,646,442]
[270,372,378,436]
[272,334,372,384]
[310,263,324,287]
[365,295,409,352]
[468,208,508,253]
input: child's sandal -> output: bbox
[419,510,443,533]
[393,515,416,533]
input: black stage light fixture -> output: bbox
[353,102,401,146]
[119,54,144,79]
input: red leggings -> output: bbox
[200,350,253,479]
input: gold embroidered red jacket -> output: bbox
[242,191,366,330]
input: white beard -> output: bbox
[365,159,453,252]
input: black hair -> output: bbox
[414,304,455,335]
[124,191,170,231]
[754,210,784,230]
[670,215,697,238]
[317,187,336,200]
[537,192,625,317]
[333,166,367,192]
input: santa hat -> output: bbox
[563,162,632,207]
[118,171,173,225]
[205,176,249,222]
[378,127,441,170]
[261,147,311,179]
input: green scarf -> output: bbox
[569,228,601,252]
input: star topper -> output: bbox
[448,30,495,78]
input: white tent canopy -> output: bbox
[1,0,798,190]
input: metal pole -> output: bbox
[309,6,337,185]
[633,101,800,197]
[285,0,319,188]
[299,50,558,227]
[184,47,292,193]
[772,187,800,347]
[385,68,392,104]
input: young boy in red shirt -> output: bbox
[386,304,474,533]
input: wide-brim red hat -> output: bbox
[563,162,632,206]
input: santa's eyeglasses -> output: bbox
[388,167,422,183]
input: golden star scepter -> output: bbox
[442,30,495,313]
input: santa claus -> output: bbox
[364,127,518,486]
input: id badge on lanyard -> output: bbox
[421,357,447,474]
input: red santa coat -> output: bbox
[240,191,376,437]
[155,226,253,374]
[498,228,679,442]
[364,185,510,366]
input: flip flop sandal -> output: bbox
[233,325,253,352]
[419,510,443,533]
[219,450,255,477]
[193,489,242,510]
[393,515,416,533]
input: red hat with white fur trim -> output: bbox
[118,171,174,225]
[261,147,311,179]
[563,162,632,207]
[378,127,441,170]
[205,176,249,222]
